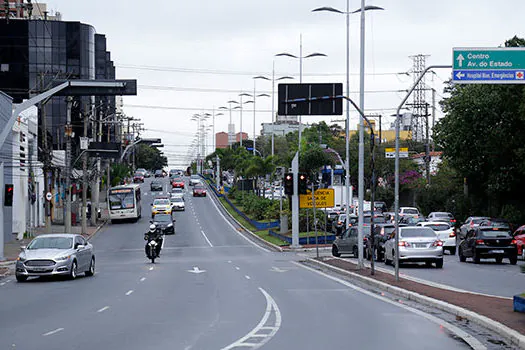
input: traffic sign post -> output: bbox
[46,192,52,201]
[385,147,408,158]
[453,47,525,84]
[299,188,335,209]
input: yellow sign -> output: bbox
[385,147,409,158]
[299,189,335,209]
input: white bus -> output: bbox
[108,184,142,222]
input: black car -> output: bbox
[152,214,175,235]
[458,227,518,264]
[150,180,163,192]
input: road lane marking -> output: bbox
[245,275,251,280]
[149,267,154,271]
[228,260,232,263]
[42,328,64,337]
[201,230,214,247]
[235,266,240,270]
[140,277,146,282]
[293,262,487,350]
[220,287,281,350]
[0,282,5,286]
[97,306,110,313]
[126,290,134,296]
[187,266,206,274]
[207,191,270,253]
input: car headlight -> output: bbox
[55,255,71,261]
[167,223,173,227]
[17,256,26,262]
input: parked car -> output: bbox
[193,185,207,197]
[458,216,490,241]
[170,197,185,211]
[417,221,456,255]
[427,212,456,227]
[399,207,421,219]
[459,227,518,264]
[171,176,185,189]
[152,213,175,235]
[383,226,444,268]
[15,234,95,282]
[189,175,201,186]
[154,169,164,178]
[133,172,145,183]
[332,226,371,258]
[512,225,525,260]
[150,180,163,192]
[151,198,172,218]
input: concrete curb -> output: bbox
[306,257,525,349]
[207,186,283,252]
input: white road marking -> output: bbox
[245,275,251,280]
[125,290,134,296]
[207,191,270,253]
[140,277,146,282]
[187,266,206,274]
[235,266,240,270]
[220,287,281,350]
[201,230,214,247]
[293,262,487,350]
[0,282,5,286]
[42,328,64,337]
[270,266,288,273]
[97,306,110,313]
[228,260,232,263]
[149,267,154,271]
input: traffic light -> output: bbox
[4,184,13,207]
[298,173,308,195]
[284,173,293,195]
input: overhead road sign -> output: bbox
[278,83,343,116]
[453,47,525,84]
[51,79,138,96]
[299,188,335,209]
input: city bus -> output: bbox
[108,184,142,223]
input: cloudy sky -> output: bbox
[45,0,525,167]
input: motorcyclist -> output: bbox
[144,224,163,257]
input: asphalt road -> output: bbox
[0,177,484,349]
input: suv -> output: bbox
[458,227,518,264]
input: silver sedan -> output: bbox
[15,234,95,282]
[384,227,444,268]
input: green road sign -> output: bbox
[453,48,525,84]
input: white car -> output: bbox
[170,188,184,200]
[170,197,185,211]
[384,226,444,268]
[417,221,456,255]
[399,207,421,219]
[189,175,201,186]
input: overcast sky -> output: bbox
[45,0,525,167]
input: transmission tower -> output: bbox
[409,54,429,142]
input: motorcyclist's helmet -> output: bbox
[149,224,156,233]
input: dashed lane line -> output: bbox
[42,328,64,337]
[201,230,214,247]
[235,266,240,271]
[245,275,251,280]
[140,277,146,282]
[125,290,134,296]
[97,306,110,313]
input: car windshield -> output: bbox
[195,186,204,190]
[425,224,450,231]
[433,212,451,218]
[403,208,419,214]
[28,237,73,250]
[480,230,512,238]
[154,214,172,222]
[172,197,183,203]
[172,188,183,193]
[134,172,143,176]
[400,228,436,238]
[191,175,199,180]
[363,216,386,223]
[109,188,135,210]
[153,199,170,206]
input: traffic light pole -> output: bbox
[291,152,299,247]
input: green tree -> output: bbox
[434,36,525,221]
[135,144,167,171]
[110,163,131,187]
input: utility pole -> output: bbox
[431,88,436,152]
[425,103,430,185]
[39,73,52,233]
[64,96,73,231]
[81,105,88,234]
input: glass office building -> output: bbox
[0,19,116,154]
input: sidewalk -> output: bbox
[311,256,525,346]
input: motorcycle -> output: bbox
[146,239,159,263]
[144,225,163,263]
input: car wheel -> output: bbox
[495,257,503,264]
[448,247,456,255]
[16,274,27,282]
[352,246,358,258]
[435,259,443,268]
[509,256,518,265]
[332,245,341,257]
[69,260,78,280]
[459,247,466,262]
[85,257,95,277]
[425,261,433,267]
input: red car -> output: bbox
[512,225,525,259]
[171,177,185,189]
[133,173,144,183]
[192,185,206,197]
